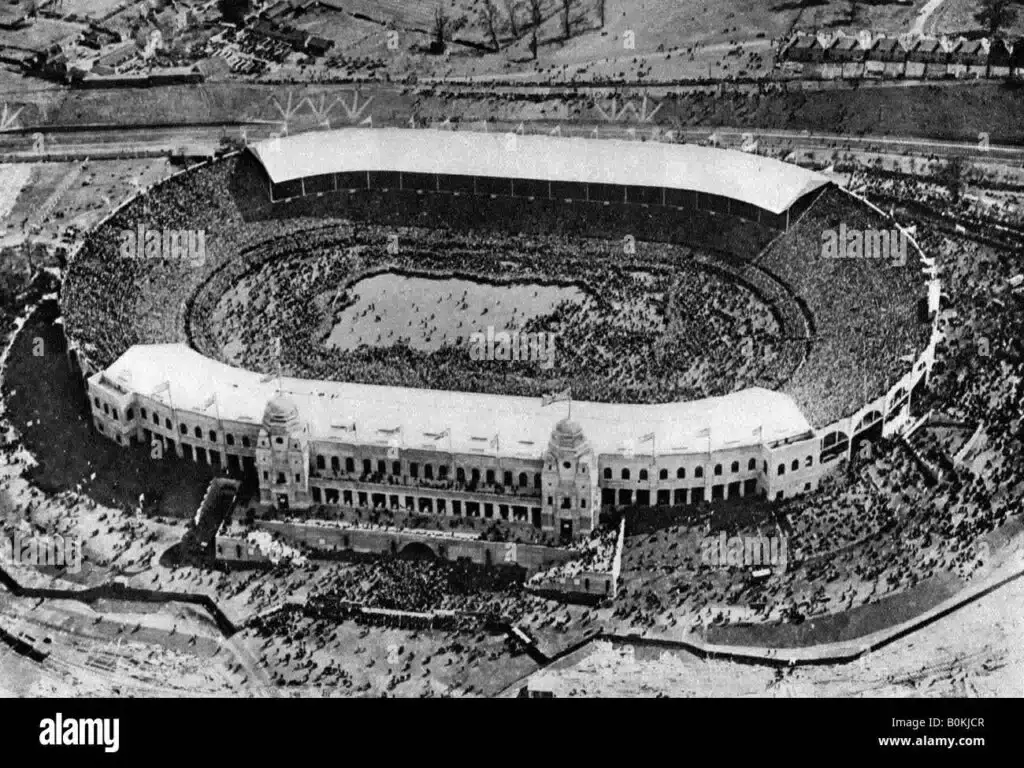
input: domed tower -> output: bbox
[541,418,599,542]
[256,394,311,511]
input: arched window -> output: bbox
[603,467,612,480]
[345,457,354,473]
[791,459,799,472]
[226,434,235,446]
[180,424,188,435]
[639,469,648,481]
[621,468,630,480]
[485,469,495,485]
[519,472,528,487]
[730,461,739,473]
[456,467,466,483]
[316,455,325,470]
[209,430,217,442]
[714,464,723,476]
[777,464,786,476]
[676,467,686,479]
[659,468,668,480]
[748,458,757,471]
[194,426,202,439]
[242,436,251,448]
[694,466,703,479]
[153,413,159,426]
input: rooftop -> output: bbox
[97,344,815,458]
[249,128,830,216]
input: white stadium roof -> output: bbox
[99,344,814,458]
[249,128,829,216]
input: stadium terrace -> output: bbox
[246,128,830,228]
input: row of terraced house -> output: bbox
[780,31,1024,79]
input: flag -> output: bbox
[151,381,170,397]
[696,426,711,438]
[434,428,450,440]
[541,388,571,407]
[752,425,763,438]
[200,393,217,411]
[490,434,500,451]
[639,432,655,443]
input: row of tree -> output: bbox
[435,0,607,59]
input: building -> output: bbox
[246,128,831,231]
[85,344,842,542]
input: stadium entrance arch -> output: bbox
[400,542,436,560]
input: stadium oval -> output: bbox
[65,128,941,542]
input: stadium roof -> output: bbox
[99,344,814,458]
[248,128,830,216]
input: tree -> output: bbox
[528,0,542,59]
[561,0,575,40]
[433,3,449,50]
[503,0,520,38]
[974,0,1019,36]
[481,0,501,51]
[217,0,248,25]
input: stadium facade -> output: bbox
[74,128,941,543]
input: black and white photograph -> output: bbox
[0,0,1020,751]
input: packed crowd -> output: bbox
[191,222,795,404]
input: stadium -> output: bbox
[61,127,940,545]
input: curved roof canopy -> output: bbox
[249,128,829,216]
[99,344,814,458]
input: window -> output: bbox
[103,403,109,414]
[562,461,571,470]
[153,413,159,426]
[242,436,251,448]
[547,496,553,505]
[345,457,354,473]
[93,397,100,409]
[604,467,612,480]
[276,472,285,484]
[621,468,630,480]
[695,466,704,479]
[503,470,513,486]
[166,418,172,430]
[581,498,587,508]
[377,459,386,475]
[195,427,202,439]
[676,467,686,479]
[439,465,448,480]
[363,459,372,474]
[112,410,118,421]
[486,469,495,485]
[731,461,739,473]
[791,459,799,472]
[714,464,722,476]
[277,437,285,445]
[210,430,218,442]
[519,472,529,487]
[140,408,147,420]
[534,473,541,489]
[392,461,401,476]
[295,474,300,483]
[126,408,134,421]
[777,464,785,476]
[227,434,235,446]
[409,462,418,478]
[180,424,187,435]
[659,469,668,480]
[639,469,648,481]
[805,456,813,467]
[424,464,434,480]
[316,455,326,470]
[263,471,268,480]
[748,458,757,471]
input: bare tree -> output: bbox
[503,0,519,38]
[433,3,449,50]
[974,0,1018,36]
[561,0,575,40]
[481,0,501,51]
[528,0,542,59]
